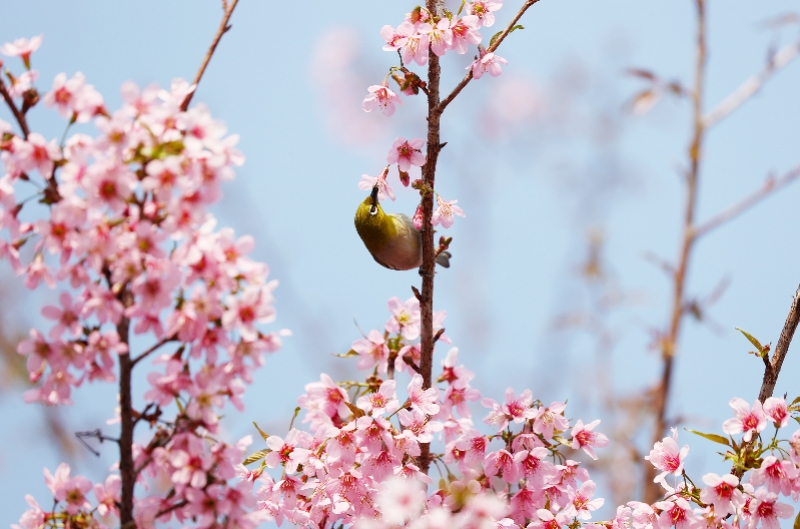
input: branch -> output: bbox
[437,0,541,114]
[180,0,240,112]
[702,39,800,128]
[757,284,800,402]
[0,77,30,139]
[132,335,177,366]
[692,165,800,240]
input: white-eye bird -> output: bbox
[355,185,450,271]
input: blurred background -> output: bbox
[1,0,800,524]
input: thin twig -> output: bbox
[0,77,30,138]
[437,0,541,114]
[180,0,240,112]
[703,39,800,128]
[132,335,177,366]
[693,165,800,240]
[758,285,800,402]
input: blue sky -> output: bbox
[1,0,799,525]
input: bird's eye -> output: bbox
[369,206,378,216]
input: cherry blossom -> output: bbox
[432,195,466,228]
[722,397,767,442]
[363,81,403,116]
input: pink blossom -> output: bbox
[529,508,571,529]
[722,397,767,442]
[748,488,794,529]
[357,379,400,416]
[41,292,82,339]
[570,419,609,460]
[654,498,699,529]
[431,195,466,229]
[14,494,46,529]
[298,373,350,420]
[385,296,421,340]
[750,456,798,496]
[484,449,520,483]
[451,16,483,54]
[645,428,689,485]
[0,35,42,68]
[352,329,390,373]
[358,166,395,201]
[7,70,38,98]
[265,429,312,474]
[699,473,744,517]
[482,387,535,431]
[470,50,509,79]
[363,82,403,117]
[532,401,569,440]
[387,137,426,172]
[375,478,426,525]
[408,373,441,415]
[564,480,604,520]
[466,1,503,27]
[94,474,121,517]
[763,397,789,428]
[424,19,454,57]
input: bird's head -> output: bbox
[355,185,394,250]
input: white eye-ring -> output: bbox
[369,206,378,216]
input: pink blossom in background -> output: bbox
[431,195,465,228]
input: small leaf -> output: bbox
[333,349,359,358]
[630,90,660,115]
[253,421,269,441]
[790,395,800,407]
[735,327,766,355]
[552,435,572,448]
[686,428,731,447]
[457,0,467,15]
[794,509,800,529]
[625,68,658,81]
[344,401,366,419]
[488,25,525,49]
[243,449,269,466]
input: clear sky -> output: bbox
[1,0,799,525]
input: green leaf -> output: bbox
[790,395,800,407]
[456,0,467,16]
[686,428,731,447]
[735,327,765,355]
[243,449,269,466]
[253,421,269,441]
[552,435,572,448]
[489,25,525,49]
[793,509,800,529]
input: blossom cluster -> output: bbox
[638,396,800,529]
[362,2,507,118]
[3,37,283,528]
[240,295,610,528]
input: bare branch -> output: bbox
[758,285,800,402]
[0,77,30,139]
[702,39,800,128]
[180,0,240,112]
[693,165,800,240]
[132,335,177,366]
[437,0,541,114]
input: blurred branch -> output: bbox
[0,77,30,139]
[437,0,541,113]
[757,284,800,402]
[693,165,800,239]
[702,38,800,128]
[644,0,707,504]
[180,0,240,111]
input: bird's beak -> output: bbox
[370,185,379,208]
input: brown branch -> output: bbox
[758,285,800,402]
[693,165,800,240]
[418,0,445,477]
[702,39,800,128]
[0,77,30,139]
[117,288,135,525]
[643,0,707,504]
[132,334,177,366]
[437,0,540,114]
[179,0,240,112]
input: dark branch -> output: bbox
[758,285,800,402]
[0,77,30,139]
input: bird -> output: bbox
[355,185,450,271]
